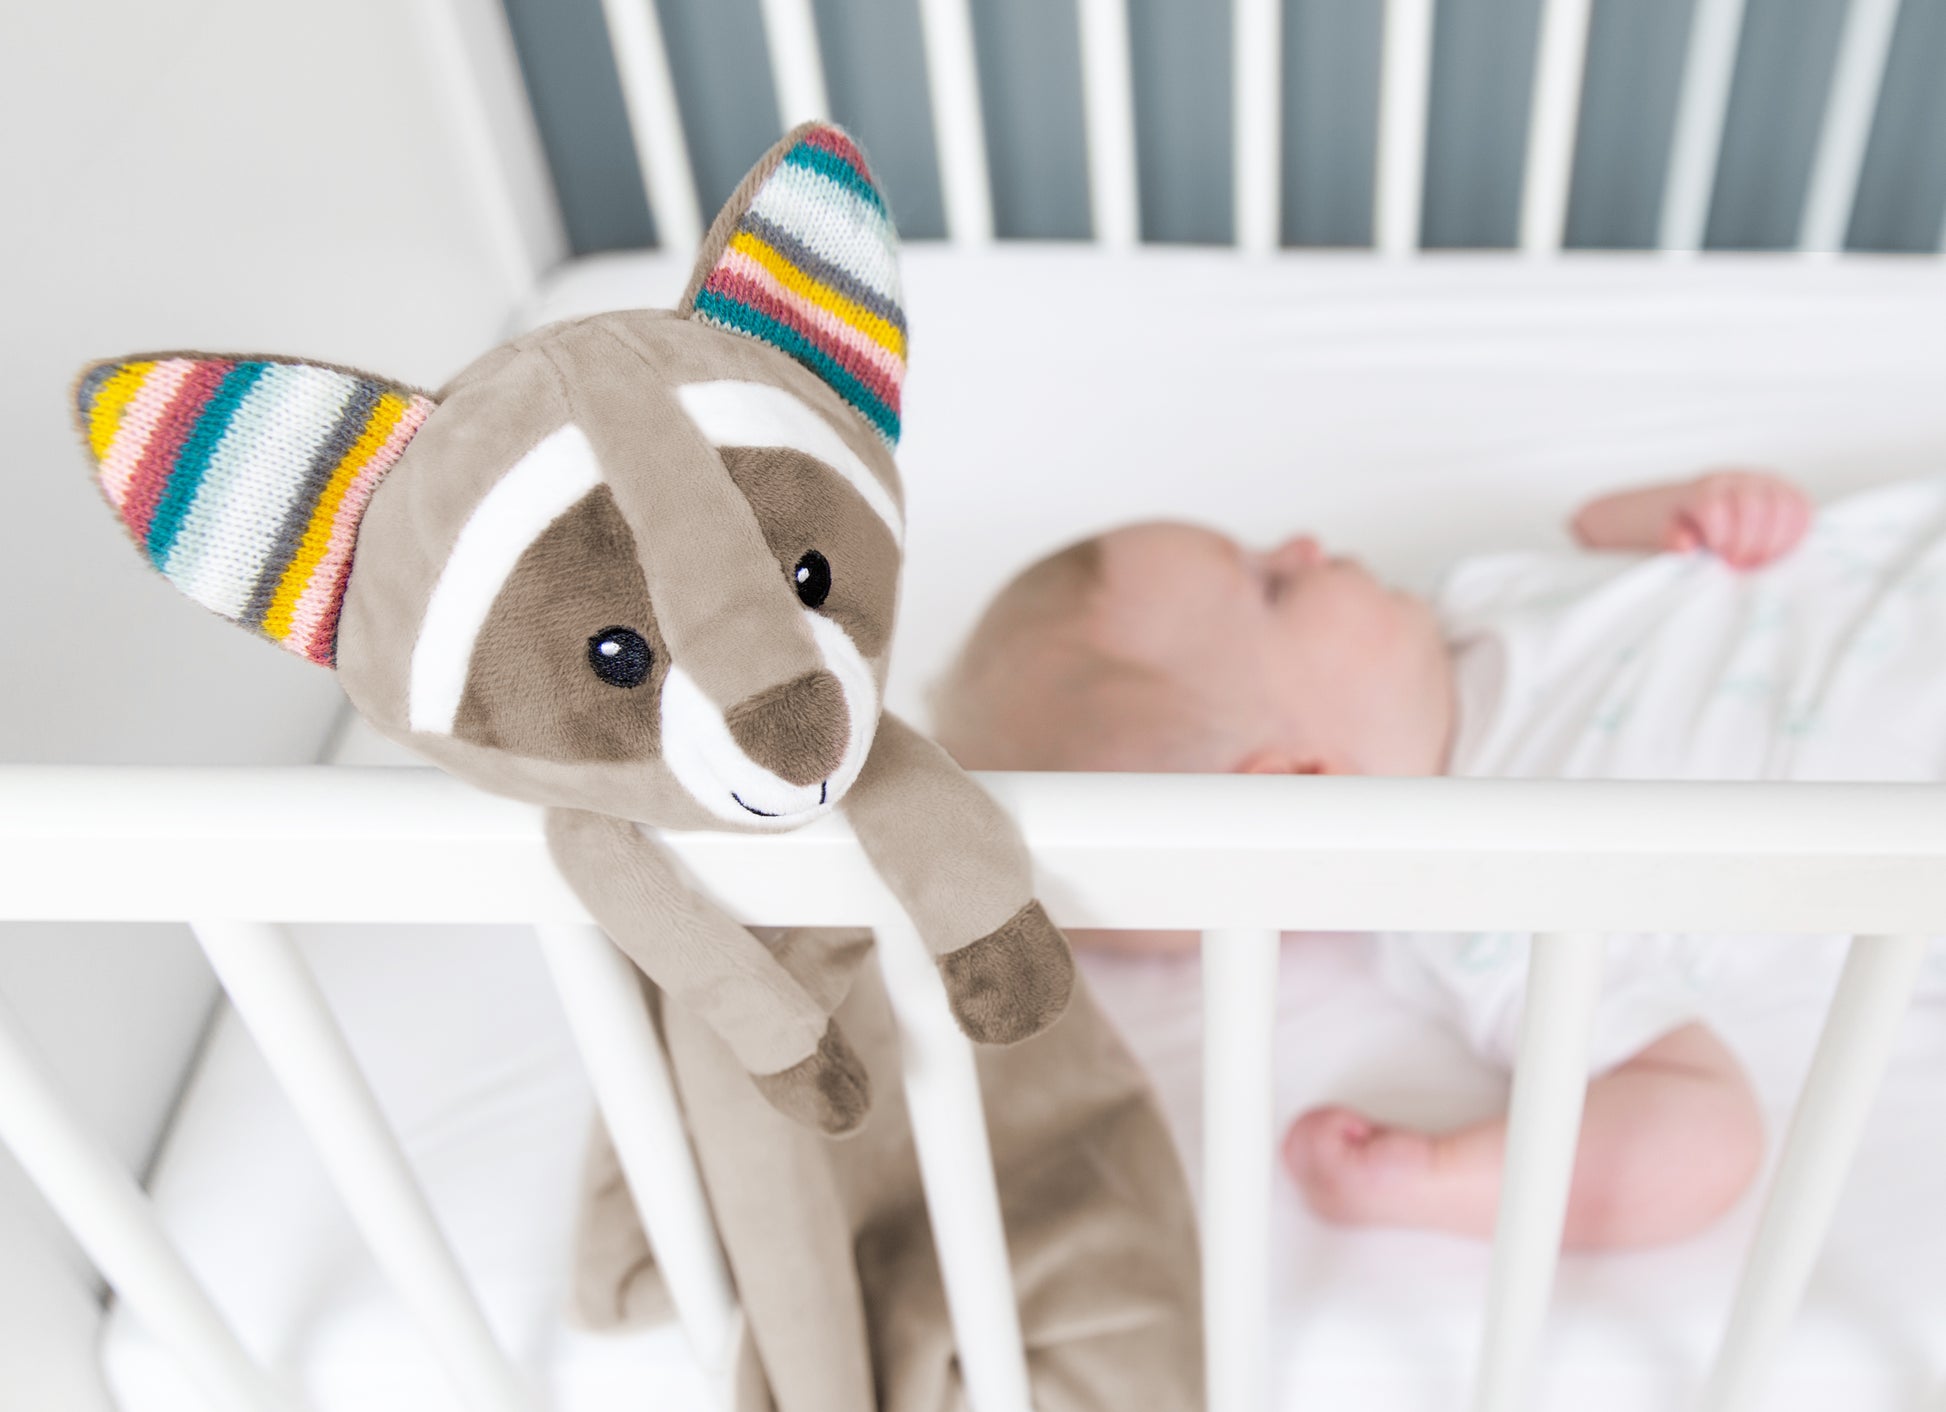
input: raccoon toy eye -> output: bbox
[587,627,652,688]
[792,550,831,609]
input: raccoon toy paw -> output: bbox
[750,1020,874,1135]
[937,900,1075,1046]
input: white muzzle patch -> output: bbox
[659,612,879,827]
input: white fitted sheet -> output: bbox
[103,248,1946,1409]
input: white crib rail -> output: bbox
[1517,0,1596,255]
[4,765,1945,1411]
[758,0,830,130]
[1659,0,1749,255]
[599,0,701,252]
[1202,928,1282,1412]
[191,918,532,1412]
[1233,0,1283,254]
[1376,0,1437,256]
[1078,0,1140,250]
[533,923,740,1377]
[0,998,302,1412]
[1701,932,1930,1412]
[1798,0,1902,256]
[1472,931,1606,1412]
[916,0,994,246]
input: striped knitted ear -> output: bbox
[74,354,435,667]
[680,122,905,447]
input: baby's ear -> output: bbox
[73,354,436,667]
[1235,748,1335,776]
[677,122,905,448]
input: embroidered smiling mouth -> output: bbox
[732,781,828,818]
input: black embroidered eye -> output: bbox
[792,551,832,609]
[587,627,651,688]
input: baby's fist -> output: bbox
[1665,469,1812,570]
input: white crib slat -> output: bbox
[874,913,1033,1412]
[1376,0,1436,255]
[1659,0,1749,254]
[1233,0,1283,253]
[1202,927,1281,1412]
[916,0,994,245]
[1518,0,1595,254]
[1799,0,1902,254]
[0,1000,298,1412]
[533,923,739,1374]
[1078,0,1140,248]
[758,0,830,129]
[598,0,703,251]
[191,920,532,1412]
[1471,930,1606,1412]
[1700,932,1926,1412]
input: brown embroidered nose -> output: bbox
[725,670,850,786]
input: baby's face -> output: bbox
[1089,523,1454,775]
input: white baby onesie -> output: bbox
[1381,471,1946,1072]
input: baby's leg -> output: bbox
[1283,1022,1764,1249]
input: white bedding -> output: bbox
[102,248,1946,1409]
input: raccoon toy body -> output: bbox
[76,125,1200,1410]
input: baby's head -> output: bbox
[934,522,1455,778]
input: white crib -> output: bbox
[6,2,1946,1410]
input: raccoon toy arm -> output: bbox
[843,713,1073,1044]
[546,806,873,1134]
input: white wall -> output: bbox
[0,0,560,1404]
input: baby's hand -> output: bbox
[1664,470,1813,570]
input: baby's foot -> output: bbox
[1281,1105,1449,1230]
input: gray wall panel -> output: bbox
[1849,0,1946,251]
[1422,0,1546,249]
[1128,0,1232,244]
[1282,0,1382,247]
[969,0,1092,238]
[501,0,656,252]
[656,0,784,221]
[1564,0,1693,250]
[814,0,949,240]
[1707,0,1850,249]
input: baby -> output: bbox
[931,468,1929,1251]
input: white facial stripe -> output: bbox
[806,610,878,801]
[676,380,903,545]
[659,611,879,828]
[407,424,603,734]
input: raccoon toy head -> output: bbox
[75,123,906,834]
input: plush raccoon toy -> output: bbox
[72,122,1074,1135]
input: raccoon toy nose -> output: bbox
[725,670,851,786]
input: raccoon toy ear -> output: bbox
[74,354,435,667]
[678,121,906,448]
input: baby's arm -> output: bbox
[1570,469,1813,570]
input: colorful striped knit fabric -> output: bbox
[689,124,906,447]
[75,356,434,667]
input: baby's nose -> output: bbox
[1273,535,1325,571]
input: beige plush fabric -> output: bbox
[573,935,1203,1411]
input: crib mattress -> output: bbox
[103,247,1946,1409]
